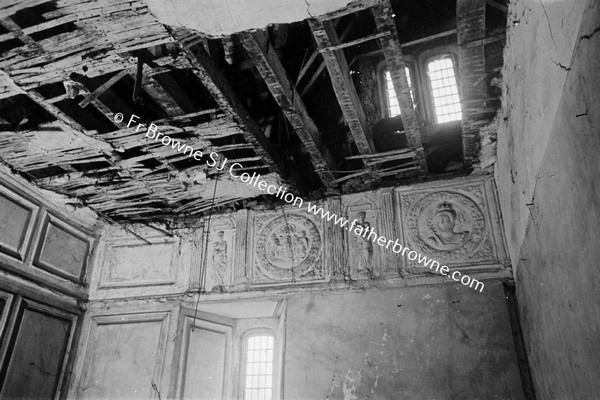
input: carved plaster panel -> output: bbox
[203,215,236,292]
[341,189,401,279]
[396,176,509,271]
[99,237,177,289]
[249,209,326,285]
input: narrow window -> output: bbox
[427,57,462,123]
[244,334,274,400]
[384,66,413,117]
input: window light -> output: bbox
[384,66,413,117]
[244,334,274,400]
[427,57,462,123]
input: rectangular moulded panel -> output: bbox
[0,290,14,341]
[183,322,228,399]
[0,298,76,399]
[0,185,39,262]
[77,312,170,399]
[99,238,177,289]
[33,212,92,284]
[175,313,234,400]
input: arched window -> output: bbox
[382,66,414,117]
[243,333,275,400]
[426,56,462,123]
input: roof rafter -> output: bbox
[371,0,427,173]
[240,30,337,187]
[457,0,488,168]
[171,28,287,178]
[308,18,375,157]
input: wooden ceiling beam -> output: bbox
[240,30,337,187]
[299,18,353,98]
[457,0,487,168]
[486,0,507,14]
[371,0,427,173]
[27,90,87,132]
[171,28,287,178]
[308,18,375,157]
[152,72,198,113]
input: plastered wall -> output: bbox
[284,283,524,400]
[67,175,527,399]
[496,0,600,397]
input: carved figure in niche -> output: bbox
[353,211,373,274]
[211,231,228,287]
[426,202,470,248]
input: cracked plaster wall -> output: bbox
[496,0,600,397]
[284,283,524,400]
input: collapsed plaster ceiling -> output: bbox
[144,0,363,37]
[0,0,506,222]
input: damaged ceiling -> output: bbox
[0,0,506,222]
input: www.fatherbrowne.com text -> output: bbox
[122,113,484,292]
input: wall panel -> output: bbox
[0,185,39,262]
[0,298,77,399]
[33,212,92,284]
[77,312,170,399]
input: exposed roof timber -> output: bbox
[26,89,88,132]
[0,0,174,90]
[0,16,35,44]
[138,72,184,117]
[296,50,320,86]
[486,0,508,14]
[371,0,427,173]
[318,31,391,53]
[0,0,49,18]
[401,29,457,48]
[79,69,131,108]
[171,28,287,177]
[457,0,487,168]
[152,72,198,113]
[308,18,375,157]
[240,30,337,187]
[88,97,121,128]
[299,19,354,98]
[0,70,21,100]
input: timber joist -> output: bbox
[239,30,337,187]
[457,0,488,168]
[370,0,427,174]
[171,27,286,178]
[0,0,502,221]
[308,18,375,158]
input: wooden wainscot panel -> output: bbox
[98,237,178,289]
[76,312,170,399]
[32,211,93,285]
[0,184,39,263]
[0,298,77,399]
[395,175,510,273]
[248,208,328,286]
[0,290,15,341]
